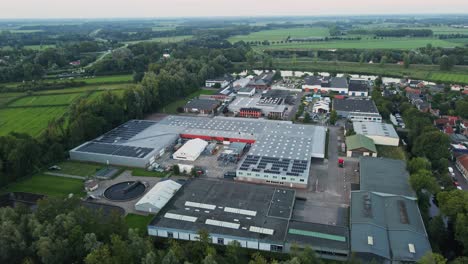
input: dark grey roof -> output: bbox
[359,157,414,197]
[75,142,154,158]
[333,99,379,113]
[350,191,431,262]
[304,76,322,86]
[348,80,369,92]
[329,77,349,89]
[184,99,219,111]
[149,178,293,243]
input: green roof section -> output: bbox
[288,228,347,242]
[346,134,377,153]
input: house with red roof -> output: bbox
[456,154,468,180]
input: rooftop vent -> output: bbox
[408,243,416,253]
[367,236,374,245]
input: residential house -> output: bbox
[408,80,425,88]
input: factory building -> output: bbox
[70,116,326,188]
[353,122,399,146]
[350,157,431,263]
[333,98,381,122]
[148,178,349,261]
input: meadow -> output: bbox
[55,161,104,177]
[429,72,468,84]
[253,37,466,50]
[124,35,193,44]
[9,93,84,107]
[0,106,69,136]
[228,27,330,43]
[2,174,84,197]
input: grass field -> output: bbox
[35,83,133,94]
[125,213,154,232]
[161,89,218,114]
[228,27,330,43]
[429,72,468,84]
[9,93,84,107]
[0,106,68,136]
[131,168,168,177]
[54,161,104,177]
[253,37,466,50]
[0,93,25,106]
[2,174,83,197]
[81,74,133,84]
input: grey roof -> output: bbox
[184,99,219,111]
[359,157,414,197]
[329,77,349,89]
[150,178,349,251]
[150,178,294,242]
[353,122,399,139]
[348,80,369,92]
[333,99,379,114]
[238,87,255,93]
[304,76,322,86]
[350,191,431,262]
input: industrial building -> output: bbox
[348,79,369,97]
[353,122,399,146]
[173,138,208,161]
[350,157,431,263]
[184,99,220,115]
[302,76,349,94]
[148,178,349,261]
[228,95,287,119]
[333,98,381,122]
[135,180,182,213]
[71,116,326,188]
[237,87,255,97]
[205,74,234,88]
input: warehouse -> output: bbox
[135,180,182,213]
[69,120,181,168]
[353,122,399,146]
[184,99,220,115]
[332,98,381,121]
[228,96,287,119]
[148,178,349,261]
[350,157,431,263]
[71,116,326,188]
[173,138,208,161]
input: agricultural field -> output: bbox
[161,89,217,114]
[429,72,468,84]
[0,106,68,136]
[35,83,133,94]
[53,161,104,177]
[0,93,25,106]
[253,37,466,50]
[9,93,84,107]
[2,174,84,197]
[228,27,330,43]
[80,74,133,84]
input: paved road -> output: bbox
[287,91,304,120]
[450,161,468,190]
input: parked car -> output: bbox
[448,167,454,173]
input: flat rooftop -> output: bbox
[150,178,349,250]
[333,99,379,113]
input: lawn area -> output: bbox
[253,37,466,50]
[228,27,330,43]
[35,83,133,94]
[429,72,468,84]
[377,145,407,161]
[2,174,84,197]
[0,106,68,136]
[125,213,154,232]
[8,93,84,107]
[54,161,104,177]
[131,168,168,177]
[161,89,217,114]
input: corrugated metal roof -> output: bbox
[346,134,377,153]
[288,228,346,242]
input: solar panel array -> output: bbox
[238,155,308,177]
[95,120,155,143]
[76,142,154,158]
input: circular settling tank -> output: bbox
[104,181,146,201]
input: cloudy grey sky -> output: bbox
[2,0,468,19]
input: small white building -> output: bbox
[135,180,182,213]
[312,100,330,113]
[237,87,255,97]
[173,138,208,161]
[353,122,399,146]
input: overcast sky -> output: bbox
[2,0,468,19]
